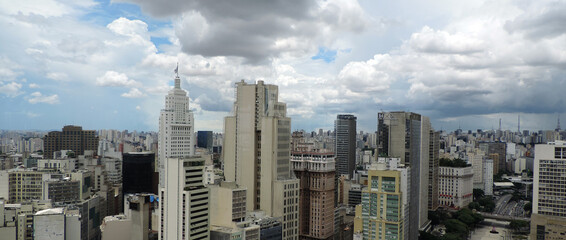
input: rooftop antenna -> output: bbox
[174,62,180,89]
[557,115,561,132]
[518,115,520,133]
[499,118,502,131]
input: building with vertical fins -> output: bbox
[335,115,357,178]
[291,152,335,240]
[530,141,566,239]
[223,80,299,240]
[428,131,439,211]
[376,111,431,239]
[158,71,195,187]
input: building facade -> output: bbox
[377,111,431,239]
[223,80,299,240]
[428,131,439,211]
[159,156,209,240]
[43,125,98,159]
[122,152,155,195]
[530,141,566,239]
[354,158,409,240]
[291,152,336,240]
[158,74,195,187]
[438,166,473,208]
[335,115,357,178]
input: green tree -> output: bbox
[509,220,529,232]
[468,202,481,211]
[444,219,468,238]
[440,233,462,240]
[473,188,485,201]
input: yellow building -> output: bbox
[354,158,409,240]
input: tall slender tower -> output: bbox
[158,71,195,186]
[223,80,299,240]
[335,114,357,178]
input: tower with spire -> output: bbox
[557,115,562,132]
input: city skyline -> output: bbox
[1,0,566,133]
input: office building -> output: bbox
[43,125,98,159]
[33,208,81,240]
[530,141,566,239]
[428,131,439,211]
[335,115,357,178]
[197,131,213,150]
[101,193,156,240]
[377,111,431,239]
[123,152,155,195]
[223,80,299,240]
[291,152,335,240]
[158,73,195,187]
[478,142,507,173]
[159,156,209,240]
[42,178,81,204]
[438,166,473,208]
[354,158,410,240]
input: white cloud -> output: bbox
[96,71,141,87]
[0,82,23,97]
[28,91,59,104]
[121,88,145,98]
[136,105,141,110]
[29,83,40,88]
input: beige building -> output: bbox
[438,166,473,209]
[223,80,299,240]
[159,156,209,240]
[43,125,98,159]
[531,141,566,239]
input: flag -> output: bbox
[174,64,178,75]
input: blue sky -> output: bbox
[1,0,565,133]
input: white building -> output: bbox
[159,156,209,240]
[438,166,473,208]
[33,208,81,240]
[482,159,493,196]
[470,154,484,189]
[158,73,195,187]
[530,141,566,239]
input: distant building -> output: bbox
[428,131,440,211]
[438,166,473,208]
[530,141,566,239]
[122,152,155,195]
[43,125,98,159]
[482,159,493,196]
[335,115,357,178]
[33,208,81,240]
[197,131,213,150]
[291,152,336,240]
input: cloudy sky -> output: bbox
[1,0,565,133]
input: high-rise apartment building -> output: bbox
[335,115,357,178]
[159,156,209,240]
[530,141,566,239]
[158,74,195,187]
[354,157,410,240]
[223,80,299,240]
[43,125,98,159]
[291,152,335,240]
[482,159,493,196]
[376,111,430,239]
[428,131,439,211]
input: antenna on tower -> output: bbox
[518,115,520,133]
[557,115,562,132]
[499,118,501,131]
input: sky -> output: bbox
[1,0,565,133]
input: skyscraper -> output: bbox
[335,114,356,178]
[43,125,98,159]
[223,80,299,240]
[428,130,439,211]
[291,152,335,240]
[530,141,566,239]
[158,73,195,186]
[377,111,431,240]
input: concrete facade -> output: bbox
[438,166,473,208]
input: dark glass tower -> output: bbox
[122,152,155,195]
[335,114,357,177]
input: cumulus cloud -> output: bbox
[0,82,23,97]
[28,91,59,104]
[29,83,40,88]
[120,0,370,63]
[121,88,145,98]
[96,71,141,87]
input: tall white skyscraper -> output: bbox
[223,80,299,240]
[158,73,195,186]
